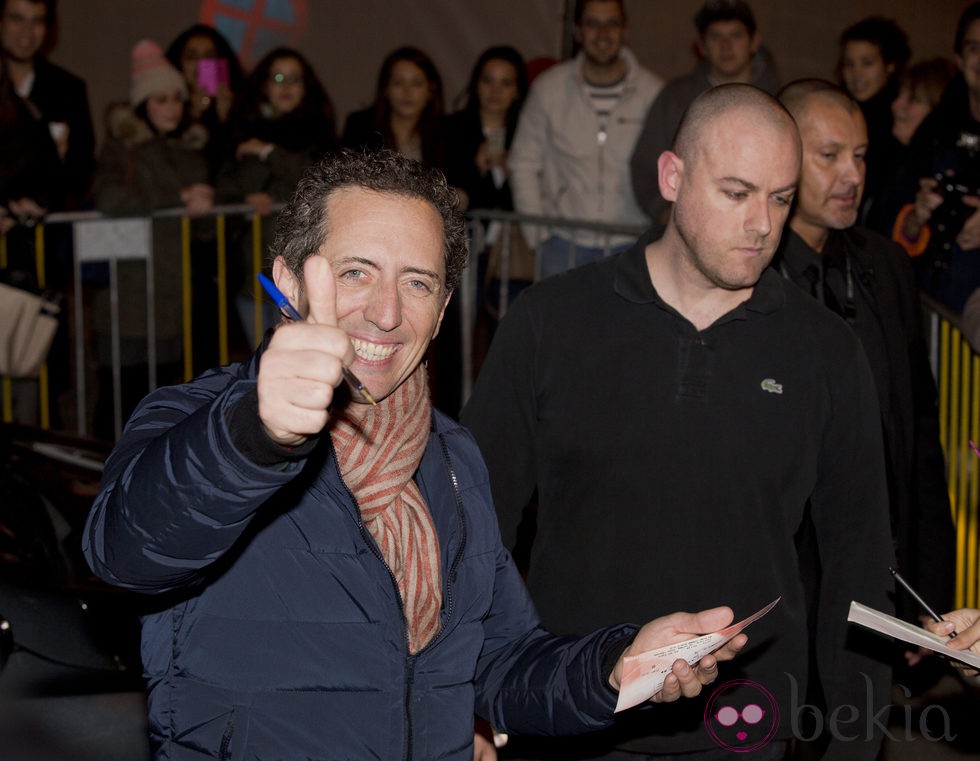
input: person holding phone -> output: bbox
[443,46,531,404]
[165,23,245,180]
[220,47,336,216]
[217,46,338,346]
[445,46,526,218]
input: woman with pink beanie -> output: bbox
[90,39,216,439]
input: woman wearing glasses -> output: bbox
[217,47,337,345]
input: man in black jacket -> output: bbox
[1,0,95,428]
[0,0,94,211]
[463,84,895,760]
[774,79,955,635]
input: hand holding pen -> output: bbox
[258,272,376,406]
[923,609,980,674]
[255,258,373,446]
[888,566,972,672]
[889,567,957,639]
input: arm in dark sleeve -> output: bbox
[82,375,308,594]
[64,78,96,206]
[461,294,541,550]
[898,252,955,610]
[263,146,318,200]
[810,337,895,760]
[443,114,481,201]
[507,89,548,220]
[341,108,382,152]
[473,539,638,734]
[629,94,671,223]
[214,154,254,203]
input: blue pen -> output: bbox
[257,273,377,405]
[258,272,302,321]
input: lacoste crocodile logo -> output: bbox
[760,378,783,394]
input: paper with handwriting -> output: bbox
[615,598,780,712]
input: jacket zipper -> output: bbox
[331,431,468,761]
[437,431,469,635]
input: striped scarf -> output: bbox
[329,366,442,653]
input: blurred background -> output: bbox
[51,0,967,153]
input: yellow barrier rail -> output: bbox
[2,210,979,607]
[2,207,644,435]
[925,294,980,608]
[0,205,270,435]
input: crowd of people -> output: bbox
[4,0,980,759]
[1,0,976,414]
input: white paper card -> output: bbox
[615,598,780,712]
[75,218,152,262]
[847,600,980,669]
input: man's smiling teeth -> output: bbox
[352,338,396,361]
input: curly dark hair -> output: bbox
[271,149,467,293]
[838,16,911,73]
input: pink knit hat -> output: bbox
[129,39,187,107]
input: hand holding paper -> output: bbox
[927,608,980,644]
[925,609,980,675]
[613,598,780,711]
[849,601,980,674]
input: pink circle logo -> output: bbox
[703,679,780,752]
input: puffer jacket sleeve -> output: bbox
[446,409,640,735]
[447,418,640,735]
[82,368,305,594]
[473,543,638,735]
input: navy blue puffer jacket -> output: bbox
[83,349,634,760]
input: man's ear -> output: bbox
[658,151,684,203]
[430,289,453,341]
[751,32,761,55]
[272,256,302,313]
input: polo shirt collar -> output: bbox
[613,227,786,317]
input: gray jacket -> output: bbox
[509,48,662,247]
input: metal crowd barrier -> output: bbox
[0,207,642,438]
[3,209,978,606]
[923,294,980,608]
[459,210,644,400]
[1,205,268,439]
